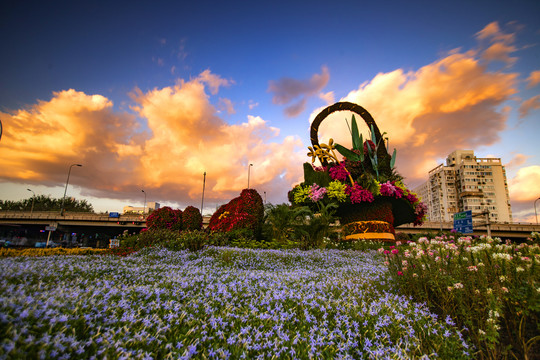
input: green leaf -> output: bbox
[351,115,361,151]
[370,124,376,144]
[335,144,361,162]
[358,135,365,162]
[390,148,397,169]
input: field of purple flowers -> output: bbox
[0,247,471,359]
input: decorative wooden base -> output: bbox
[342,220,396,242]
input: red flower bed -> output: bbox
[208,189,264,235]
[146,206,183,231]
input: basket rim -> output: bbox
[309,101,389,166]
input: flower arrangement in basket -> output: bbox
[289,102,426,241]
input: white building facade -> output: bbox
[414,150,512,223]
[123,201,160,214]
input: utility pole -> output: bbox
[201,172,206,213]
[247,163,253,189]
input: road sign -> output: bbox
[45,226,56,231]
[453,210,473,233]
[109,212,120,218]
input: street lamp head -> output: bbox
[141,189,145,193]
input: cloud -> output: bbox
[268,66,330,117]
[519,95,540,118]
[218,98,235,115]
[0,72,304,208]
[0,89,145,192]
[284,98,307,118]
[248,101,259,110]
[506,153,530,169]
[196,69,234,95]
[319,91,335,104]
[475,22,517,65]
[509,165,540,202]
[527,70,540,88]
[508,165,540,222]
[314,30,518,186]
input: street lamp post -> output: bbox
[535,197,540,225]
[201,172,206,213]
[264,191,267,204]
[27,189,35,216]
[247,163,253,189]
[61,164,82,216]
[142,190,147,215]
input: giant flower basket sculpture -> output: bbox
[289,102,426,242]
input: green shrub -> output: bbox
[177,230,208,252]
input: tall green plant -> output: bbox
[297,202,338,250]
[334,115,397,181]
[263,204,311,244]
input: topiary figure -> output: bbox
[208,189,264,237]
[146,206,183,231]
[183,206,203,231]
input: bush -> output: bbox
[119,228,179,250]
[146,207,183,231]
[183,206,203,231]
[208,189,264,236]
[381,235,540,359]
[0,248,108,257]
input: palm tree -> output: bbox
[297,202,338,250]
[263,204,311,243]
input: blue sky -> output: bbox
[0,0,539,221]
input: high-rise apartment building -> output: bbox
[414,150,512,223]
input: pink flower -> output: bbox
[313,165,327,172]
[391,249,399,255]
[329,163,349,181]
[345,183,374,204]
[397,271,403,276]
[380,181,398,197]
[309,183,327,202]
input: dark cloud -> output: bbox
[268,66,329,117]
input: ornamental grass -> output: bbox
[0,247,109,258]
[0,247,470,359]
[382,235,540,359]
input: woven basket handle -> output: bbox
[310,102,388,166]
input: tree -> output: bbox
[0,195,94,212]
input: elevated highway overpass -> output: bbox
[1,211,538,244]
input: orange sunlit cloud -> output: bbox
[508,166,540,202]
[314,22,519,186]
[0,71,305,206]
[527,70,540,89]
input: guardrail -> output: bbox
[0,211,146,222]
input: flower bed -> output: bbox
[0,247,470,359]
[381,235,540,359]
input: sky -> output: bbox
[0,0,539,221]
